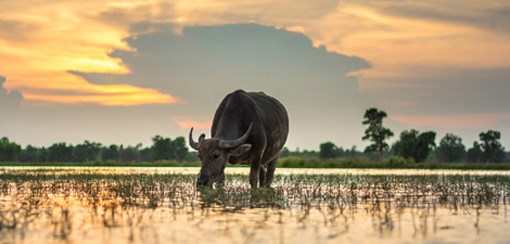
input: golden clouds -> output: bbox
[301,3,510,91]
[1,0,509,108]
[0,1,176,106]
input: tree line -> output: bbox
[318,108,509,163]
[1,107,509,164]
[0,136,195,163]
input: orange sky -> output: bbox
[1,1,509,106]
[1,1,510,148]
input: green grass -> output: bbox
[1,157,510,170]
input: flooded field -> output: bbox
[1,167,509,244]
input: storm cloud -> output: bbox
[75,23,371,148]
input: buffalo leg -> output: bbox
[249,162,260,188]
[262,160,276,188]
[259,164,268,187]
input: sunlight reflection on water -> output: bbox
[0,167,509,244]
[2,166,510,176]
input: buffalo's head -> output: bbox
[189,124,253,187]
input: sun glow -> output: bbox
[0,1,176,106]
[1,0,509,109]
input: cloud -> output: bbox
[371,1,510,34]
[370,67,510,116]
[0,19,37,41]
[0,76,23,110]
[95,2,175,26]
[75,23,371,148]
[2,1,509,149]
[369,67,510,146]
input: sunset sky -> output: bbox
[1,0,509,149]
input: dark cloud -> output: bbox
[0,76,22,110]
[75,23,371,148]
[1,75,23,137]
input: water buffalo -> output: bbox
[189,90,289,188]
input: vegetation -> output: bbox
[0,168,509,242]
[437,133,466,162]
[392,129,437,162]
[0,136,195,164]
[479,130,506,163]
[362,108,394,160]
[319,142,338,159]
[1,107,509,168]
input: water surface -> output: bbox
[0,167,509,244]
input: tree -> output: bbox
[73,140,102,162]
[0,137,21,162]
[139,147,153,162]
[437,133,466,162]
[392,129,436,162]
[119,144,141,162]
[362,108,394,160]
[479,130,506,163]
[102,145,120,162]
[151,135,174,161]
[320,142,337,159]
[467,141,483,163]
[47,143,74,162]
[19,145,40,162]
[173,137,188,161]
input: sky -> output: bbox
[1,0,510,150]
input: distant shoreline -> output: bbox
[1,160,510,170]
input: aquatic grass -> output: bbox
[0,169,509,243]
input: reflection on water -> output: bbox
[0,167,509,244]
[3,166,510,176]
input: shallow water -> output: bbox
[0,167,509,244]
[3,166,510,176]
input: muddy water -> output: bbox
[0,167,509,244]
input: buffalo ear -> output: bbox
[230,144,252,157]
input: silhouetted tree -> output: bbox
[362,108,394,160]
[320,142,337,159]
[467,141,483,163]
[102,145,120,162]
[73,141,102,162]
[19,145,40,162]
[47,143,74,162]
[0,137,21,162]
[151,136,174,160]
[173,137,188,161]
[0,135,201,163]
[119,144,141,162]
[392,129,436,162]
[437,133,466,162]
[139,147,153,162]
[479,130,506,163]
